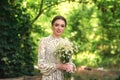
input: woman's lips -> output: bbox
[56,30,61,33]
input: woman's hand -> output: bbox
[65,63,73,72]
[56,63,73,72]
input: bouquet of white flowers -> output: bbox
[54,40,78,80]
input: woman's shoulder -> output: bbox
[62,37,71,42]
[38,35,51,44]
[61,38,73,45]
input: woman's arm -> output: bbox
[38,38,57,75]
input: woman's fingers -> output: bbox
[57,63,73,72]
[65,64,73,72]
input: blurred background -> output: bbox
[0,0,120,80]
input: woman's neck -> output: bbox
[52,34,61,38]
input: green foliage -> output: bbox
[26,0,120,68]
[28,0,120,68]
[96,0,120,67]
[1,0,119,78]
[67,1,102,67]
[67,0,120,67]
[0,0,36,78]
[73,53,101,67]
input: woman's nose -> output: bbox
[58,26,61,29]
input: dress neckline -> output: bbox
[50,35,62,40]
[50,35,62,41]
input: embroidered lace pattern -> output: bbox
[38,35,75,80]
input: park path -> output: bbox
[0,67,120,80]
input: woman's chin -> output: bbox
[55,34,62,37]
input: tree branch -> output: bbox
[31,0,76,24]
[42,1,66,11]
[31,0,44,24]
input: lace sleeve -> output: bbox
[38,38,57,75]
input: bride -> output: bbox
[38,15,76,80]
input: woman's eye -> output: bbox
[54,24,65,27]
[61,25,65,27]
[55,24,59,26]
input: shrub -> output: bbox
[0,0,35,78]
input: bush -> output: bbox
[0,0,35,78]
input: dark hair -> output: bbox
[51,15,67,26]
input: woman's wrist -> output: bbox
[56,64,65,70]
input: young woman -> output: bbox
[38,15,76,80]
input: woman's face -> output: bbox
[52,19,66,37]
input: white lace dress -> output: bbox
[38,35,75,80]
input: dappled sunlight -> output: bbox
[71,31,77,37]
[73,51,102,67]
[45,28,52,34]
[22,2,27,8]
[57,2,79,16]
[87,33,101,41]
[88,33,95,40]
